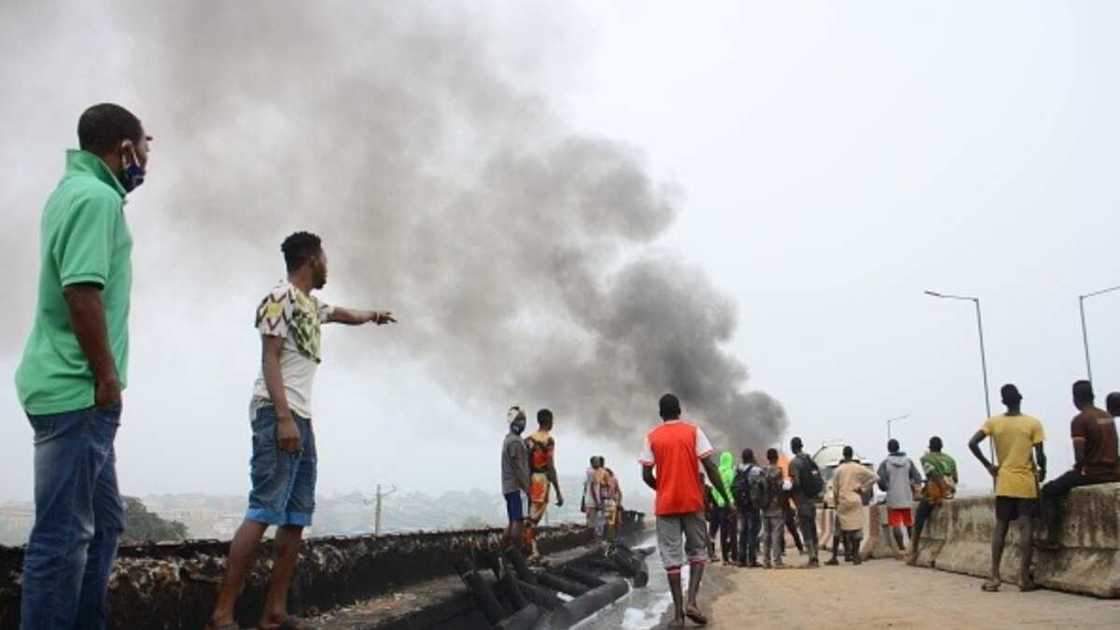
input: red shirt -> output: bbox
[639,420,714,516]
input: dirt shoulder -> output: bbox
[698,556,1120,629]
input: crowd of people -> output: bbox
[11,103,1120,630]
[638,381,1118,626]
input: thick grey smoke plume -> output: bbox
[9,2,786,450]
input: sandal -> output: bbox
[981,580,1001,592]
[685,604,709,626]
[1020,580,1040,592]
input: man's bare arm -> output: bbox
[547,459,563,506]
[1072,437,1086,471]
[63,284,119,407]
[262,335,300,452]
[701,455,731,505]
[642,465,657,491]
[969,430,997,478]
[1035,443,1047,482]
[326,307,396,326]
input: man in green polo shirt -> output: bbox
[14,103,150,630]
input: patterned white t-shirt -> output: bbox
[251,281,333,418]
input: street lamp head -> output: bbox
[924,290,943,297]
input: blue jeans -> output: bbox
[246,404,317,527]
[738,507,761,565]
[21,405,124,630]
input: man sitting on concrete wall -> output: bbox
[1038,382,1120,550]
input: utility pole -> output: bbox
[373,484,397,535]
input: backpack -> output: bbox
[764,466,784,506]
[796,454,825,498]
[732,467,752,507]
[748,467,769,508]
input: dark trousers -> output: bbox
[1040,469,1104,543]
[913,500,936,539]
[708,505,725,557]
[720,507,738,561]
[781,501,803,553]
[738,508,761,565]
[797,511,819,560]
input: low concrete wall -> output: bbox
[913,482,1120,598]
[0,525,594,629]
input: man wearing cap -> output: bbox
[501,406,531,550]
[968,384,1047,592]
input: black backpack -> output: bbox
[732,467,752,507]
[797,455,825,498]
[747,466,769,508]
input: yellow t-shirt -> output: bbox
[981,414,1046,498]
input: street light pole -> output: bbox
[973,299,992,420]
[886,413,911,441]
[925,290,994,466]
[1078,285,1120,384]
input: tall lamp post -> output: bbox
[925,290,994,465]
[1079,285,1120,383]
[886,413,911,441]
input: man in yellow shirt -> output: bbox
[968,384,1047,593]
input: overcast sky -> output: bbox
[2,1,1117,508]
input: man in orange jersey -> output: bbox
[640,394,730,628]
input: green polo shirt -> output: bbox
[15,150,133,415]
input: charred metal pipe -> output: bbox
[456,560,508,625]
[531,578,629,630]
[499,566,530,611]
[607,545,649,588]
[536,572,589,597]
[504,548,538,585]
[559,565,605,589]
[582,559,618,572]
[497,603,544,630]
[515,579,565,611]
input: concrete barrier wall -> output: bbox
[912,482,1120,598]
[0,524,595,630]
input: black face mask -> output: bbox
[119,144,145,192]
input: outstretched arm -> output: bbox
[327,307,396,326]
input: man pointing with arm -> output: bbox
[207,231,394,630]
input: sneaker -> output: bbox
[824,558,839,566]
[807,558,820,568]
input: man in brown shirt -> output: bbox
[1039,381,1120,549]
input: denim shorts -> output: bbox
[246,404,317,527]
[505,491,525,522]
